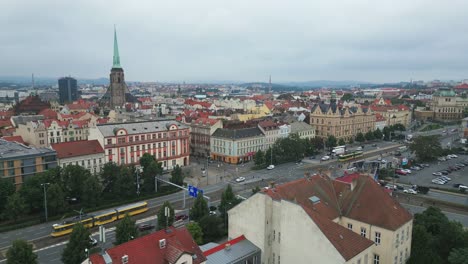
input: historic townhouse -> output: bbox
[257,120,290,150]
[370,98,411,128]
[310,102,375,141]
[190,118,223,157]
[229,173,413,264]
[88,120,190,170]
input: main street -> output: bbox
[1,139,467,263]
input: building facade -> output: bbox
[289,121,315,140]
[58,77,78,104]
[210,127,265,164]
[430,89,468,121]
[310,103,375,141]
[370,98,411,128]
[190,118,223,157]
[257,120,290,150]
[51,140,105,174]
[88,120,190,170]
[228,174,413,264]
[0,139,57,189]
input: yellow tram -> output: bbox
[51,201,148,237]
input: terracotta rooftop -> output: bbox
[89,227,206,264]
[51,140,104,159]
[192,117,220,126]
[2,135,25,144]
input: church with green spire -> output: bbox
[101,27,137,110]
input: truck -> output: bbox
[332,146,346,155]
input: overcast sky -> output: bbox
[2,0,468,83]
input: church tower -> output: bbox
[109,27,127,109]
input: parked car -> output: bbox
[403,189,417,194]
[396,185,404,190]
[438,157,446,161]
[453,183,463,188]
[440,171,449,175]
[395,169,408,175]
[459,185,468,191]
[209,210,217,216]
[449,154,458,158]
[440,176,451,181]
[138,224,155,231]
[175,214,188,221]
[456,163,465,167]
[398,168,412,174]
[372,143,378,147]
[267,164,275,170]
[235,177,246,182]
[410,166,421,171]
[432,172,442,176]
[321,155,331,161]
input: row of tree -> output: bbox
[0,153,184,224]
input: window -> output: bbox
[394,256,397,264]
[278,232,281,243]
[118,138,125,144]
[107,138,112,145]
[272,253,275,264]
[405,248,408,260]
[406,226,410,241]
[129,136,133,142]
[396,234,399,248]
[348,223,353,230]
[375,232,381,245]
[108,149,112,156]
[7,161,14,168]
[278,255,280,264]
[401,230,404,244]
[357,259,361,264]
[373,254,380,264]
[399,252,403,264]
[361,227,366,237]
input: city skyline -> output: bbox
[2,0,468,83]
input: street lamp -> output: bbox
[41,183,50,222]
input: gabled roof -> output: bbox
[192,118,220,126]
[2,135,25,144]
[51,140,104,159]
[89,227,206,264]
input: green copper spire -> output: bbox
[113,26,122,68]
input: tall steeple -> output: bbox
[113,26,122,69]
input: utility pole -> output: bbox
[41,183,50,222]
[135,167,141,196]
[206,155,209,185]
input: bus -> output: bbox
[51,201,148,237]
[338,151,363,162]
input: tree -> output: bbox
[409,135,443,162]
[46,183,67,216]
[341,93,354,101]
[303,139,315,156]
[80,176,101,208]
[113,166,136,198]
[190,193,209,222]
[0,178,15,214]
[310,137,324,150]
[252,186,261,194]
[6,240,37,264]
[449,248,468,264]
[139,153,156,170]
[140,155,163,193]
[62,165,92,200]
[199,215,223,243]
[373,128,383,140]
[407,225,443,264]
[392,123,406,131]
[100,162,121,195]
[61,223,91,264]
[253,150,265,166]
[115,214,138,245]
[157,201,175,229]
[338,138,346,146]
[364,130,375,141]
[4,193,26,222]
[326,135,337,149]
[348,137,354,144]
[383,126,391,141]
[355,132,365,142]
[186,222,203,245]
[170,165,184,186]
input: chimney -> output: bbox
[159,239,166,249]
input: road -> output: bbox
[1,140,467,262]
[402,203,468,227]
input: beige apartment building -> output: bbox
[210,127,265,164]
[190,118,223,157]
[310,103,375,141]
[257,120,290,150]
[229,173,413,264]
[289,121,315,140]
[415,89,468,122]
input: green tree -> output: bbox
[157,201,175,229]
[139,153,156,170]
[170,165,184,186]
[46,183,67,216]
[4,193,26,222]
[140,154,163,193]
[115,214,138,245]
[186,222,203,245]
[392,123,406,131]
[252,186,261,194]
[364,130,375,141]
[100,162,121,194]
[190,193,209,222]
[61,223,91,264]
[310,137,324,150]
[0,178,15,214]
[253,150,265,166]
[199,215,223,243]
[303,139,315,156]
[409,136,443,162]
[348,137,354,144]
[449,248,468,264]
[81,176,101,208]
[341,93,354,101]
[373,128,383,140]
[115,166,136,198]
[62,165,92,199]
[326,135,337,149]
[6,240,37,264]
[338,138,346,146]
[383,126,391,140]
[407,225,443,264]
[355,132,365,142]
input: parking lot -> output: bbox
[397,154,468,191]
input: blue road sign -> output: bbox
[188,185,203,198]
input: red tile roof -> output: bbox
[38,108,58,119]
[51,140,104,159]
[2,136,25,144]
[262,174,412,259]
[0,119,13,128]
[455,83,468,89]
[89,227,206,264]
[193,117,220,126]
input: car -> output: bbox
[453,183,462,188]
[449,154,458,158]
[440,171,449,175]
[399,168,411,174]
[395,169,408,175]
[396,185,404,190]
[138,224,155,231]
[89,236,98,247]
[209,210,217,216]
[461,161,468,165]
[235,177,246,182]
[410,166,421,171]
[321,156,330,161]
[459,185,468,191]
[432,180,445,185]
[446,155,452,160]
[356,147,363,151]
[267,164,275,170]
[381,159,387,163]
[456,163,465,167]
[442,130,447,133]
[403,189,417,194]
[175,214,189,221]
[295,160,302,164]
[385,185,397,190]
[438,157,446,161]
[421,164,430,167]
[440,176,451,181]
[432,172,443,176]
